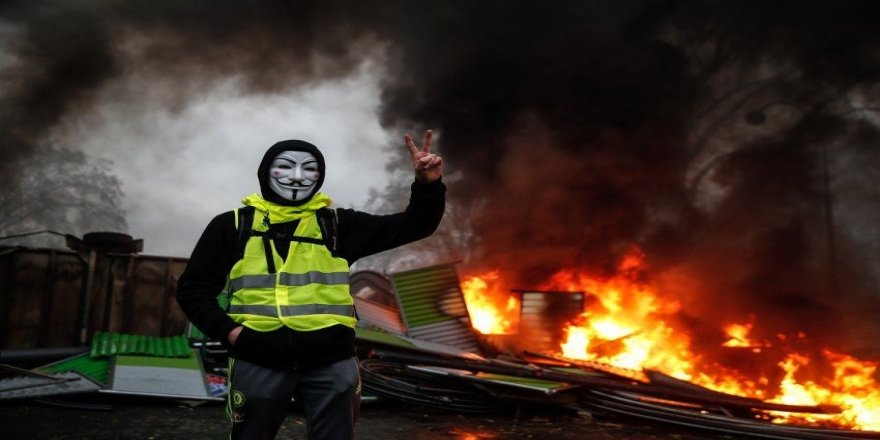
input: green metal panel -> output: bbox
[38,353,110,385]
[472,373,567,391]
[390,263,481,354]
[115,351,200,369]
[391,264,465,328]
[355,328,481,359]
[354,327,417,350]
[89,332,191,358]
[108,350,214,400]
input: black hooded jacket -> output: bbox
[176,141,445,370]
[257,139,327,207]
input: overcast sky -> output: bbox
[52,60,396,257]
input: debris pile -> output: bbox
[352,264,880,440]
[1,331,226,404]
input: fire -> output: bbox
[461,271,519,334]
[723,322,760,348]
[460,249,880,431]
[545,251,696,378]
[768,352,880,430]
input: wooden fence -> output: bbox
[0,246,189,350]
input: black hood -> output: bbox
[258,140,326,206]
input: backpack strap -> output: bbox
[234,206,255,263]
[234,206,338,264]
[239,207,278,274]
[222,206,255,313]
[316,207,339,256]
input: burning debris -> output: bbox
[461,272,520,335]
[459,252,880,433]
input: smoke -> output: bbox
[2,1,880,354]
[0,0,387,246]
[0,1,375,156]
[370,0,880,355]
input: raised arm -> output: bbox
[335,130,446,263]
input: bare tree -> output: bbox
[0,146,127,248]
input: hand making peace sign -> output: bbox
[405,129,443,183]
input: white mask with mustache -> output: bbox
[267,151,321,202]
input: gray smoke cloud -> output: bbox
[0,1,393,252]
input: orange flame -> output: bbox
[461,271,520,335]
[460,249,880,431]
[723,322,755,347]
[545,251,694,378]
[768,351,880,430]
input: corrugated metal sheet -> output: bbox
[354,298,406,335]
[390,264,480,353]
[517,290,585,353]
[351,271,405,335]
[355,327,483,360]
[406,321,479,349]
[38,352,110,384]
[90,331,191,358]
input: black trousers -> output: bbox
[226,356,361,440]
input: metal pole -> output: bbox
[79,249,97,344]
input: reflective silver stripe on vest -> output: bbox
[229,274,276,292]
[280,304,355,317]
[228,304,277,316]
[228,304,354,317]
[230,272,349,291]
[279,271,349,286]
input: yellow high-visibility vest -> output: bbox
[227,205,355,333]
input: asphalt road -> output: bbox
[1,395,746,440]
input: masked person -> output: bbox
[177,131,444,440]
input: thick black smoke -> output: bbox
[2,1,880,355]
[373,0,880,355]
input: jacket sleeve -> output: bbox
[175,211,240,342]
[336,179,446,264]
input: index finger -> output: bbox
[422,129,433,153]
[404,134,419,157]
